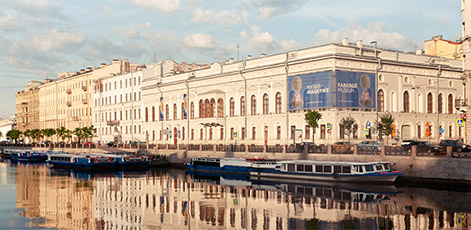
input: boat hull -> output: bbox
[185,164,251,174]
[11,156,47,163]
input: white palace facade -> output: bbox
[140,41,465,146]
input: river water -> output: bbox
[0,160,469,230]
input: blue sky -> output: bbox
[0,0,463,118]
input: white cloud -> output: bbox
[184,33,216,49]
[245,0,310,19]
[191,7,240,25]
[126,0,180,13]
[244,25,298,53]
[240,30,248,38]
[313,22,414,50]
[1,0,65,19]
[0,15,25,31]
[144,21,151,28]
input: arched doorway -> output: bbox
[401,125,411,139]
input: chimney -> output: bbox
[228,58,234,64]
[100,63,107,68]
[260,53,266,58]
[357,40,363,48]
[342,38,349,46]
[416,49,423,55]
[247,55,252,60]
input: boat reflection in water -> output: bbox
[5,162,470,229]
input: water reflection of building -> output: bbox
[15,165,96,229]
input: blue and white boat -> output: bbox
[185,157,278,174]
[11,150,48,163]
[47,153,116,170]
[250,160,403,184]
[114,154,149,169]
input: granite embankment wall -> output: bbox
[25,146,471,183]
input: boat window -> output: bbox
[288,164,295,172]
[315,165,323,173]
[297,164,304,172]
[305,165,313,172]
[305,187,312,195]
[383,163,390,170]
[342,166,351,174]
[365,165,374,172]
[375,165,383,171]
[323,165,332,173]
[288,184,295,193]
[334,165,341,173]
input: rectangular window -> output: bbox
[230,128,234,140]
[252,127,256,140]
[191,129,194,140]
[305,165,312,172]
[323,165,332,173]
[305,125,310,140]
[296,164,304,172]
[277,126,281,140]
[200,129,203,140]
[220,128,224,140]
[287,164,295,172]
[241,127,245,140]
[334,165,341,173]
[417,125,421,139]
[315,165,322,173]
[290,126,295,140]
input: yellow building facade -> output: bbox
[424,35,462,60]
[15,80,42,132]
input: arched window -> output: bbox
[262,93,269,115]
[275,92,282,114]
[427,93,433,114]
[403,91,409,113]
[152,106,155,121]
[217,98,224,117]
[145,107,149,122]
[448,94,453,114]
[190,102,195,119]
[251,95,256,115]
[240,96,246,116]
[438,93,443,114]
[210,98,215,117]
[199,100,204,118]
[205,99,210,118]
[377,89,384,112]
[165,104,169,120]
[229,97,235,117]
[173,103,177,120]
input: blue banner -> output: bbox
[288,71,333,110]
[183,94,188,119]
[335,71,376,109]
[159,97,164,121]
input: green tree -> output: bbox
[56,127,68,142]
[30,129,41,143]
[74,127,84,144]
[23,129,31,143]
[43,128,56,143]
[376,113,395,146]
[6,130,22,143]
[304,110,322,144]
[339,116,357,141]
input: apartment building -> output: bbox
[15,80,42,132]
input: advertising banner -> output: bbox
[335,71,376,109]
[159,97,164,121]
[288,71,333,110]
[183,94,188,119]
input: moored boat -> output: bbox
[114,154,149,169]
[11,150,48,163]
[249,160,403,184]
[47,153,116,170]
[185,157,278,174]
[147,154,169,167]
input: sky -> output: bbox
[0,0,463,118]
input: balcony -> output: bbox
[82,99,88,104]
[67,101,72,107]
[66,89,72,94]
[82,85,87,91]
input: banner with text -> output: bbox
[288,71,333,110]
[335,71,376,109]
[159,97,164,121]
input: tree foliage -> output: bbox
[6,130,22,143]
[339,116,357,141]
[304,110,322,144]
[376,113,395,145]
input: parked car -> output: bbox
[439,139,471,153]
[332,141,354,152]
[107,141,117,147]
[358,141,382,151]
[415,141,444,153]
[401,140,417,151]
[40,141,50,145]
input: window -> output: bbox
[418,125,421,138]
[182,127,185,140]
[277,126,281,140]
[241,127,245,140]
[220,128,224,140]
[191,129,194,140]
[240,96,246,116]
[427,93,433,114]
[275,92,282,114]
[230,128,234,140]
[152,106,155,121]
[438,93,443,114]
[262,93,269,115]
[305,125,310,140]
[210,98,215,117]
[320,125,326,139]
[209,128,213,140]
[190,102,194,119]
[448,125,452,138]
[173,103,177,120]
[217,98,224,117]
[200,129,203,140]
[199,100,204,118]
[252,127,256,140]
[403,91,410,113]
[165,104,169,120]
[229,97,235,117]
[290,126,295,140]
[448,94,453,114]
[378,89,384,112]
[251,95,256,115]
